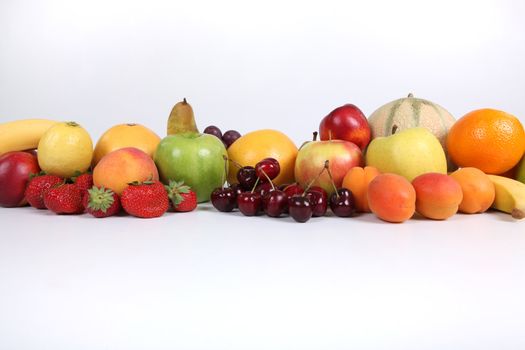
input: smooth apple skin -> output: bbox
[319,104,371,150]
[155,133,228,203]
[516,156,525,184]
[365,127,447,182]
[0,151,40,207]
[294,140,363,195]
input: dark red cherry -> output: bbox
[289,195,313,223]
[211,187,236,212]
[255,182,273,197]
[255,158,280,180]
[237,166,257,191]
[329,188,355,217]
[305,186,328,217]
[237,192,262,216]
[262,190,288,217]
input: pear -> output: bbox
[365,127,447,181]
[167,98,198,135]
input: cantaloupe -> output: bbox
[368,93,456,151]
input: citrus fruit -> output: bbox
[446,109,525,174]
[227,129,298,186]
[37,121,93,178]
[93,123,160,165]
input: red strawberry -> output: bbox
[25,173,64,209]
[121,180,169,218]
[165,181,197,212]
[73,173,93,196]
[43,183,84,214]
[83,186,121,218]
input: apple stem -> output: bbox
[183,97,188,104]
[250,177,260,194]
[407,93,414,98]
[260,170,275,191]
[313,131,318,141]
[392,125,398,134]
[325,160,339,198]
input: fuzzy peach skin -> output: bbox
[93,147,159,195]
[367,173,416,223]
[449,167,495,214]
[412,173,463,220]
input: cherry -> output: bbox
[255,181,273,197]
[289,195,313,223]
[203,125,222,139]
[211,187,236,212]
[222,130,241,148]
[263,190,288,217]
[283,183,304,198]
[255,158,280,180]
[237,192,262,216]
[329,188,355,217]
[237,166,258,190]
[229,183,243,208]
[305,186,328,217]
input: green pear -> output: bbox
[365,127,447,181]
[516,156,525,184]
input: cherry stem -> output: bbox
[260,170,275,191]
[303,161,328,194]
[222,155,229,189]
[228,158,243,169]
[324,160,339,198]
[250,177,260,194]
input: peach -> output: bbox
[449,167,495,214]
[367,173,416,223]
[93,147,159,195]
[412,173,463,220]
[341,166,380,212]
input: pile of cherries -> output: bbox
[203,125,241,149]
[210,158,356,223]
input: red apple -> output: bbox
[294,139,363,195]
[0,151,40,207]
[319,104,371,150]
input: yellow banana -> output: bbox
[487,175,525,219]
[0,119,58,156]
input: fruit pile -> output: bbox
[1,94,525,222]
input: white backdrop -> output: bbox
[2,1,525,350]
[1,0,525,143]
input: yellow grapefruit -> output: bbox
[227,129,298,186]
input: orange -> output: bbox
[446,109,525,174]
[93,123,161,165]
[227,129,298,186]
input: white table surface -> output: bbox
[0,205,524,350]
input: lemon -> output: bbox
[37,121,93,177]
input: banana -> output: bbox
[487,174,525,219]
[0,119,58,156]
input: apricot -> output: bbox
[93,147,159,195]
[367,173,416,223]
[341,166,380,212]
[449,167,495,214]
[412,173,463,220]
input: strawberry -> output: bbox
[25,173,64,209]
[83,186,121,218]
[43,183,84,214]
[165,181,197,212]
[121,180,169,218]
[72,172,93,197]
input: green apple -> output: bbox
[155,133,227,203]
[154,99,227,203]
[365,127,447,181]
[516,156,525,184]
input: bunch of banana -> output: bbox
[0,119,57,156]
[487,175,525,220]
